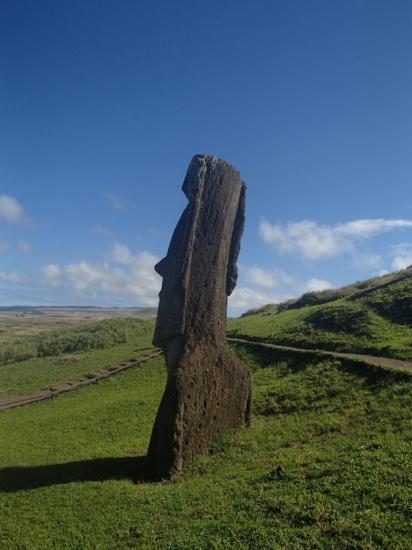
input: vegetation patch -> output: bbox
[305,303,377,336]
[0,342,410,549]
[0,318,155,367]
[0,320,156,400]
[229,268,412,360]
[352,275,412,325]
[56,354,82,363]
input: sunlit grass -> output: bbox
[229,274,412,360]
[0,343,410,549]
[0,321,155,399]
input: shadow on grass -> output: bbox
[0,456,147,492]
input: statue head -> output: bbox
[153,155,245,351]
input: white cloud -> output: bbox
[4,250,339,315]
[0,195,25,223]
[352,252,383,269]
[340,219,412,237]
[228,286,291,314]
[393,256,412,270]
[18,239,32,253]
[243,265,296,289]
[259,219,353,259]
[391,244,412,271]
[244,267,276,288]
[0,271,21,284]
[260,218,412,260]
[305,278,333,292]
[112,242,135,265]
[65,261,105,290]
[43,264,61,287]
[42,245,161,307]
[228,272,333,315]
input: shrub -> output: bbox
[0,318,154,366]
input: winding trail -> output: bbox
[0,350,162,412]
[2,337,411,413]
[227,337,412,373]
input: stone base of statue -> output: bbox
[145,342,251,479]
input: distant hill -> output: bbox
[0,305,157,320]
[228,266,412,360]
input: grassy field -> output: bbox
[0,316,88,342]
[1,341,411,549]
[229,268,412,361]
[0,319,155,400]
[0,306,157,342]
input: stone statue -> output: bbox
[145,154,251,480]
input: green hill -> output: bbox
[0,319,155,400]
[229,267,412,360]
[0,342,411,549]
[1,270,411,547]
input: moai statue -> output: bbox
[145,154,251,480]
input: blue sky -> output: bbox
[1,0,411,314]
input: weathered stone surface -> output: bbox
[145,154,251,480]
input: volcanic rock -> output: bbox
[145,154,251,480]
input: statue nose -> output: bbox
[155,257,168,277]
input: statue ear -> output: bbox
[226,182,246,296]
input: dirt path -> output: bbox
[228,337,412,373]
[3,337,411,413]
[0,350,162,412]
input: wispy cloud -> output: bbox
[104,193,130,212]
[17,239,32,253]
[43,243,161,306]
[42,264,61,287]
[112,242,135,265]
[92,224,116,238]
[0,271,22,284]
[228,265,333,314]
[391,244,412,271]
[243,266,295,289]
[244,267,276,288]
[229,286,291,313]
[260,218,412,260]
[6,248,336,314]
[0,195,25,223]
[352,252,383,270]
[305,278,333,292]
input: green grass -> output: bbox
[1,343,411,549]
[0,316,88,342]
[0,318,155,366]
[0,324,155,400]
[229,269,412,360]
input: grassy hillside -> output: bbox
[0,306,157,342]
[0,317,155,366]
[0,343,411,549]
[0,318,155,400]
[229,268,412,360]
[0,316,90,342]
